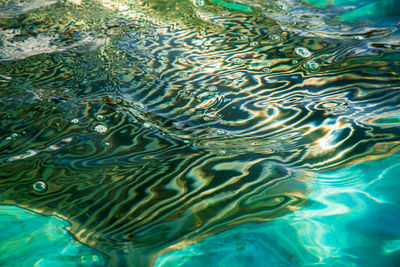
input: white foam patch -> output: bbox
[0,0,57,18]
[0,29,107,60]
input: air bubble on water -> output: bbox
[6,136,12,141]
[177,57,188,64]
[143,122,151,128]
[262,68,272,73]
[303,60,319,70]
[354,36,365,41]
[33,181,47,192]
[276,3,287,11]
[219,149,227,155]
[250,42,258,46]
[232,58,244,64]
[104,141,111,147]
[159,55,168,61]
[198,91,215,99]
[71,118,79,124]
[96,115,105,121]
[11,133,19,138]
[295,47,311,58]
[269,34,280,41]
[178,72,189,78]
[134,102,145,110]
[179,90,191,97]
[194,0,204,6]
[94,124,108,133]
[221,11,228,16]
[216,129,225,135]
[240,36,248,40]
[80,255,100,264]
[292,60,298,64]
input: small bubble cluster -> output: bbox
[194,0,204,6]
[6,133,20,141]
[94,124,108,133]
[177,57,188,64]
[262,68,272,73]
[232,58,244,64]
[303,60,319,70]
[295,47,312,58]
[178,72,189,78]
[269,34,280,41]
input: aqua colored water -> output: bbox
[1,0,400,266]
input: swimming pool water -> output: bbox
[1,0,400,266]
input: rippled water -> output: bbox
[1,0,400,266]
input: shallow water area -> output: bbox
[1,0,400,266]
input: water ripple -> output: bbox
[0,0,400,264]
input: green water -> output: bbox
[0,205,105,266]
[1,0,400,266]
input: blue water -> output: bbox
[1,0,400,266]
[3,154,400,266]
[0,205,105,266]
[156,154,400,266]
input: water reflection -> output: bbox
[157,153,400,266]
[0,0,400,266]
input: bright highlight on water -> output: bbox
[0,0,400,266]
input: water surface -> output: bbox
[1,0,400,266]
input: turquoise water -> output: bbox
[0,205,105,266]
[157,154,400,266]
[1,0,400,266]
[4,154,400,266]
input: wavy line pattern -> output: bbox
[1,0,400,264]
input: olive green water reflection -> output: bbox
[1,0,400,266]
